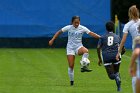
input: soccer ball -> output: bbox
[80,58,90,67]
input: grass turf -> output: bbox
[0,48,132,93]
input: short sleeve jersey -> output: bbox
[98,32,120,60]
[123,19,140,43]
[61,25,91,48]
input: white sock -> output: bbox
[82,53,89,60]
[132,76,136,93]
[68,67,74,81]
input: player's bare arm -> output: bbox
[116,33,128,61]
[97,45,102,66]
[118,33,128,53]
[49,30,63,46]
[88,32,101,39]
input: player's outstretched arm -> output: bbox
[88,32,101,39]
[49,30,63,46]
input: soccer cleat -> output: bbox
[81,66,92,72]
[117,86,121,92]
[70,81,74,86]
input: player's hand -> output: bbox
[98,60,102,66]
[116,53,120,61]
[129,67,135,77]
[121,46,126,55]
[48,39,54,46]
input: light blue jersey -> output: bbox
[123,19,140,39]
[123,19,140,49]
[61,25,90,49]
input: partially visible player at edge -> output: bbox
[49,16,100,86]
[129,36,140,93]
[97,21,122,91]
[116,5,140,93]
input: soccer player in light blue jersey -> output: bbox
[49,16,100,86]
[116,5,140,93]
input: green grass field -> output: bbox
[0,48,133,93]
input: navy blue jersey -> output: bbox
[98,32,121,62]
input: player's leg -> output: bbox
[136,78,140,93]
[78,46,89,59]
[132,62,137,93]
[67,55,75,86]
[104,62,121,92]
[67,48,75,86]
[104,64,116,80]
[136,60,140,93]
[77,46,92,72]
[114,61,121,73]
[114,61,121,91]
[132,76,137,93]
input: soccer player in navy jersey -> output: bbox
[97,21,121,91]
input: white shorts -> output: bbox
[66,45,83,55]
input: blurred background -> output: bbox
[0,0,139,48]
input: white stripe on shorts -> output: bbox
[114,61,121,65]
[104,63,112,66]
[104,61,121,66]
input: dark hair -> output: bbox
[71,16,80,23]
[106,21,114,32]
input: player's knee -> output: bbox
[81,47,88,53]
[78,47,88,55]
[84,48,88,53]
[108,74,115,80]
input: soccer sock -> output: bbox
[115,73,121,82]
[81,53,89,68]
[132,76,136,93]
[68,67,74,81]
[82,53,89,60]
[115,73,121,80]
[114,73,121,91]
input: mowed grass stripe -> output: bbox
[0,48,133,93]
[5,49,68,93]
